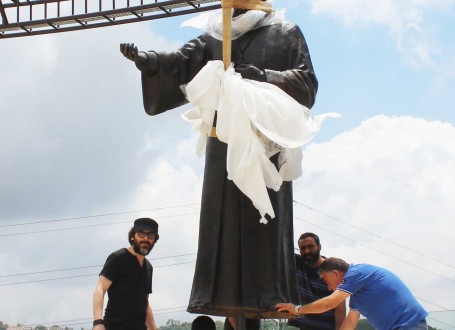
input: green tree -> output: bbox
[35,326,47,330]
[215,320,224,330]
[0,321,8,330]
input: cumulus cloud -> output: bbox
[294,115,455,311]
[308,0,454,68]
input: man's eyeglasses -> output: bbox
[137,231,157,240]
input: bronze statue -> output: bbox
[120,5,318,320]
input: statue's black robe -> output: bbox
[140,20,318,318]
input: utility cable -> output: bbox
[294,200,455,270]
[295,216,455,284]
[0,202,200,228]
[0,261,196,286]
[0,252,196,278]
[0,211,199,237]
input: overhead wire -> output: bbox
[1,201,453,319]
[0,252,197,278]
[293,200,455,270]
[295,215,455,284]
[0,260,196,286]
[0,202,201,228]
[0,210,200,237]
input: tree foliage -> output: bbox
[0,321,7,330]
[158,319,224,330]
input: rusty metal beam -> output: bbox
[0,1,9,24]
[0,0,221,39]
[2,0,71,9]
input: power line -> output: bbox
[294,200,455,270]
[295,216,455,284]
[426,316,455,329]
[0,253,196,278]
[0,202,200,228]
[416,297,455,313]
[0,261,196,286]
[24,306,190,327]
[0,211,199,237]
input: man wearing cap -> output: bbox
[93,218,159,330]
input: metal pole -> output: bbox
[236,313,246,330]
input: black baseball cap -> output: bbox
[133,218,159,234]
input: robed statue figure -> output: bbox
[120,4,318,319]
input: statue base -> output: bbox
[187,304,297,319]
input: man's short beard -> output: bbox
[303,250,320,266]
[133,240,152,256]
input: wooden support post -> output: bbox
[222,6,231,70]
[236,313,246,330]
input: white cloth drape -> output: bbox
[182,61,340,223]
[180,1,285,40]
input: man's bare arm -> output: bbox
[340,309,360,330]
[92,275,112,329]
[146,301,157,330]
[335,299,347,329]
[276,290,350,315]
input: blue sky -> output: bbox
[0,0,454,329]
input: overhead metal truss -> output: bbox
[0,0,221,39]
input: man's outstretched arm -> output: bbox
[276,290,350,315]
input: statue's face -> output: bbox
[233,8,248,17]
[298,237,321,266]
[233,0,266,17]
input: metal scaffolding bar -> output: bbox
[0,0,221,39]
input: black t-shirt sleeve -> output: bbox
[100,251,121,281]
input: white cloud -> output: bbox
[294,115,455,314]
[308,0,454,68]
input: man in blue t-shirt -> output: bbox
[288,233,345,330]
[276,257,428,330]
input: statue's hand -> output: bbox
[120,43,158,74]
[120,42,148,65]
[234,63,267,82]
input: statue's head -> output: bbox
[233,0,266,17]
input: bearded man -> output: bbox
[92,218,159,330]
[288,233,346,330]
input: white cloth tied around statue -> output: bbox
[182,60,340,224]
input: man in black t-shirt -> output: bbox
[93,218,159,330]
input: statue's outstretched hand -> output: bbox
[120,43,157,74]
[120,43,143,61]
[234,63,267,82]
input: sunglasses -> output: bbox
[137,231,157,239]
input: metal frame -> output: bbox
[0,0,221,39]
